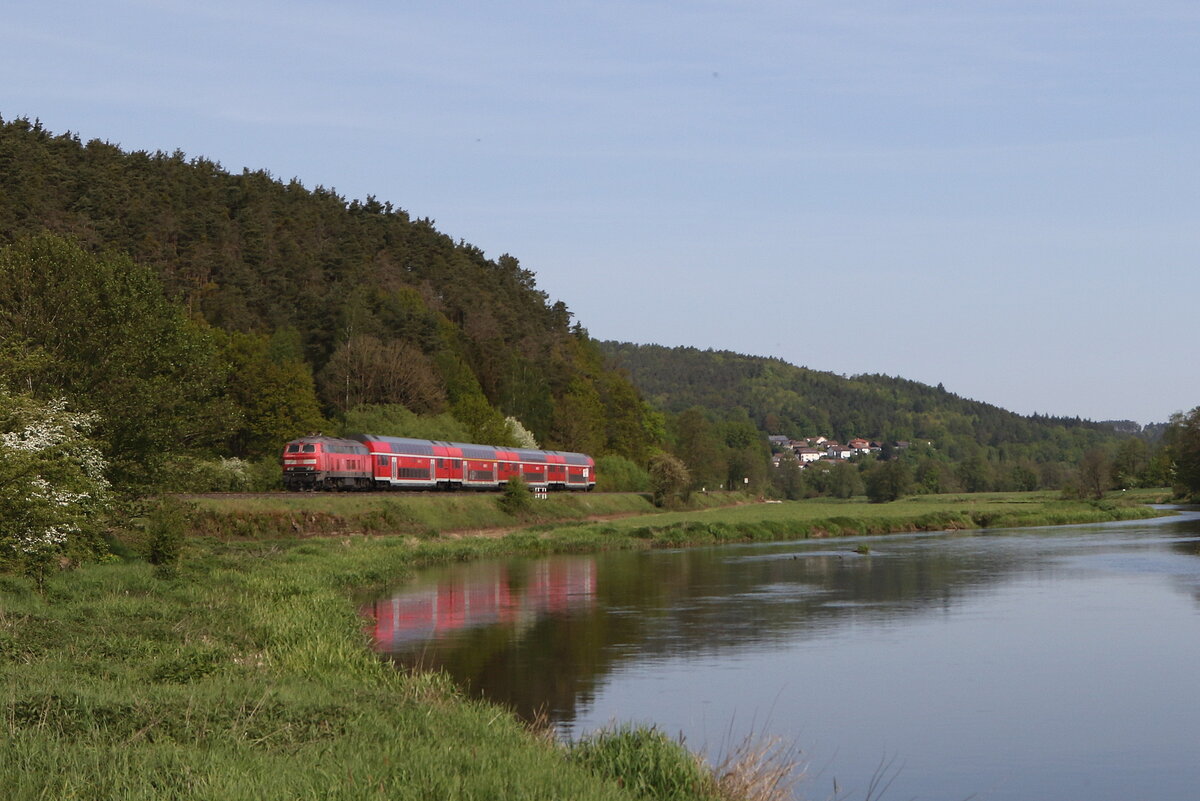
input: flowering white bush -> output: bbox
[0,392,110,566]
[505,416,539,450]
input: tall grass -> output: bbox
[1,549,646,800]
[569,726,802,801]
[570,725,719,800]
[713,734,803,801]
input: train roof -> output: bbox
[344,434,593,464]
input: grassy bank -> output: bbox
[1,490,1174,800]
[2,537,719,800]
[592,489,1173,544]
[182,490,722,539]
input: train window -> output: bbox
[287,444,300,453]
[398,467,431,479]
[378,456,387,466]
[302,444,316,453]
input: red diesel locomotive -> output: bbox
[281,434,596,492]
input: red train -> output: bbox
[281,434,596,492]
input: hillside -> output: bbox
[0,116,657,473]
[601,342,1111,440]
[600,342,1158,493]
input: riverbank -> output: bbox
[1,490,1174,800]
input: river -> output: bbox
[365,509,1200,800]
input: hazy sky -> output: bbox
[4,1,1197,424]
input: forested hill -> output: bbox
[601,341,1124,458]
[0,117,657,470]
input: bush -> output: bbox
[595,454,650,492]
[169,457,250,492]
[145,498,188,577]
[0,391,111,581]
[648,453,690,508]
[568,725,716,801]
[167,455,283,493]
[497,477,534,517]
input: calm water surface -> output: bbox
[365,509,1200,800]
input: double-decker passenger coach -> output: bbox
[281,434,595,492]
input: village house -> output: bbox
[794,447,823,463]
[771,433,929,470]
[825,443,853,460]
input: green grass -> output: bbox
[575,489,1172,546]
[569,725,719,800]
[183,491,664,539]
[2,489,1175,799]
[2,546,645,800]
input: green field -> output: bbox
[1,490,1175,800]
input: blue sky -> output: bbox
[4,1,1197,424]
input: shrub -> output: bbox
[0,391,111,581]
[596,454,650,492]
[497,477,534,517]
[568,725,716,801]
[648,453,690,508]
[145,498,188,575]
[169,456,251,492]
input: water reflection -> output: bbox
[365,525,1159,723]
[370,557,597,648]
[365,556,603,721]
[365,512,1200,800]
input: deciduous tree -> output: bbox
[1166,407,1200,498]
[864,460,912,503]
[0,234,232,486]
[773,451,805,500]
[669,407,725,491]
[648,452,690,507]
[320,335,447,414]
[217,329,328,457]
[1077,447,1112,500]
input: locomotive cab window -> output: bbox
[286,444,300,453]
[302,444,317,453]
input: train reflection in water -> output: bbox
[366,557,597,651]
